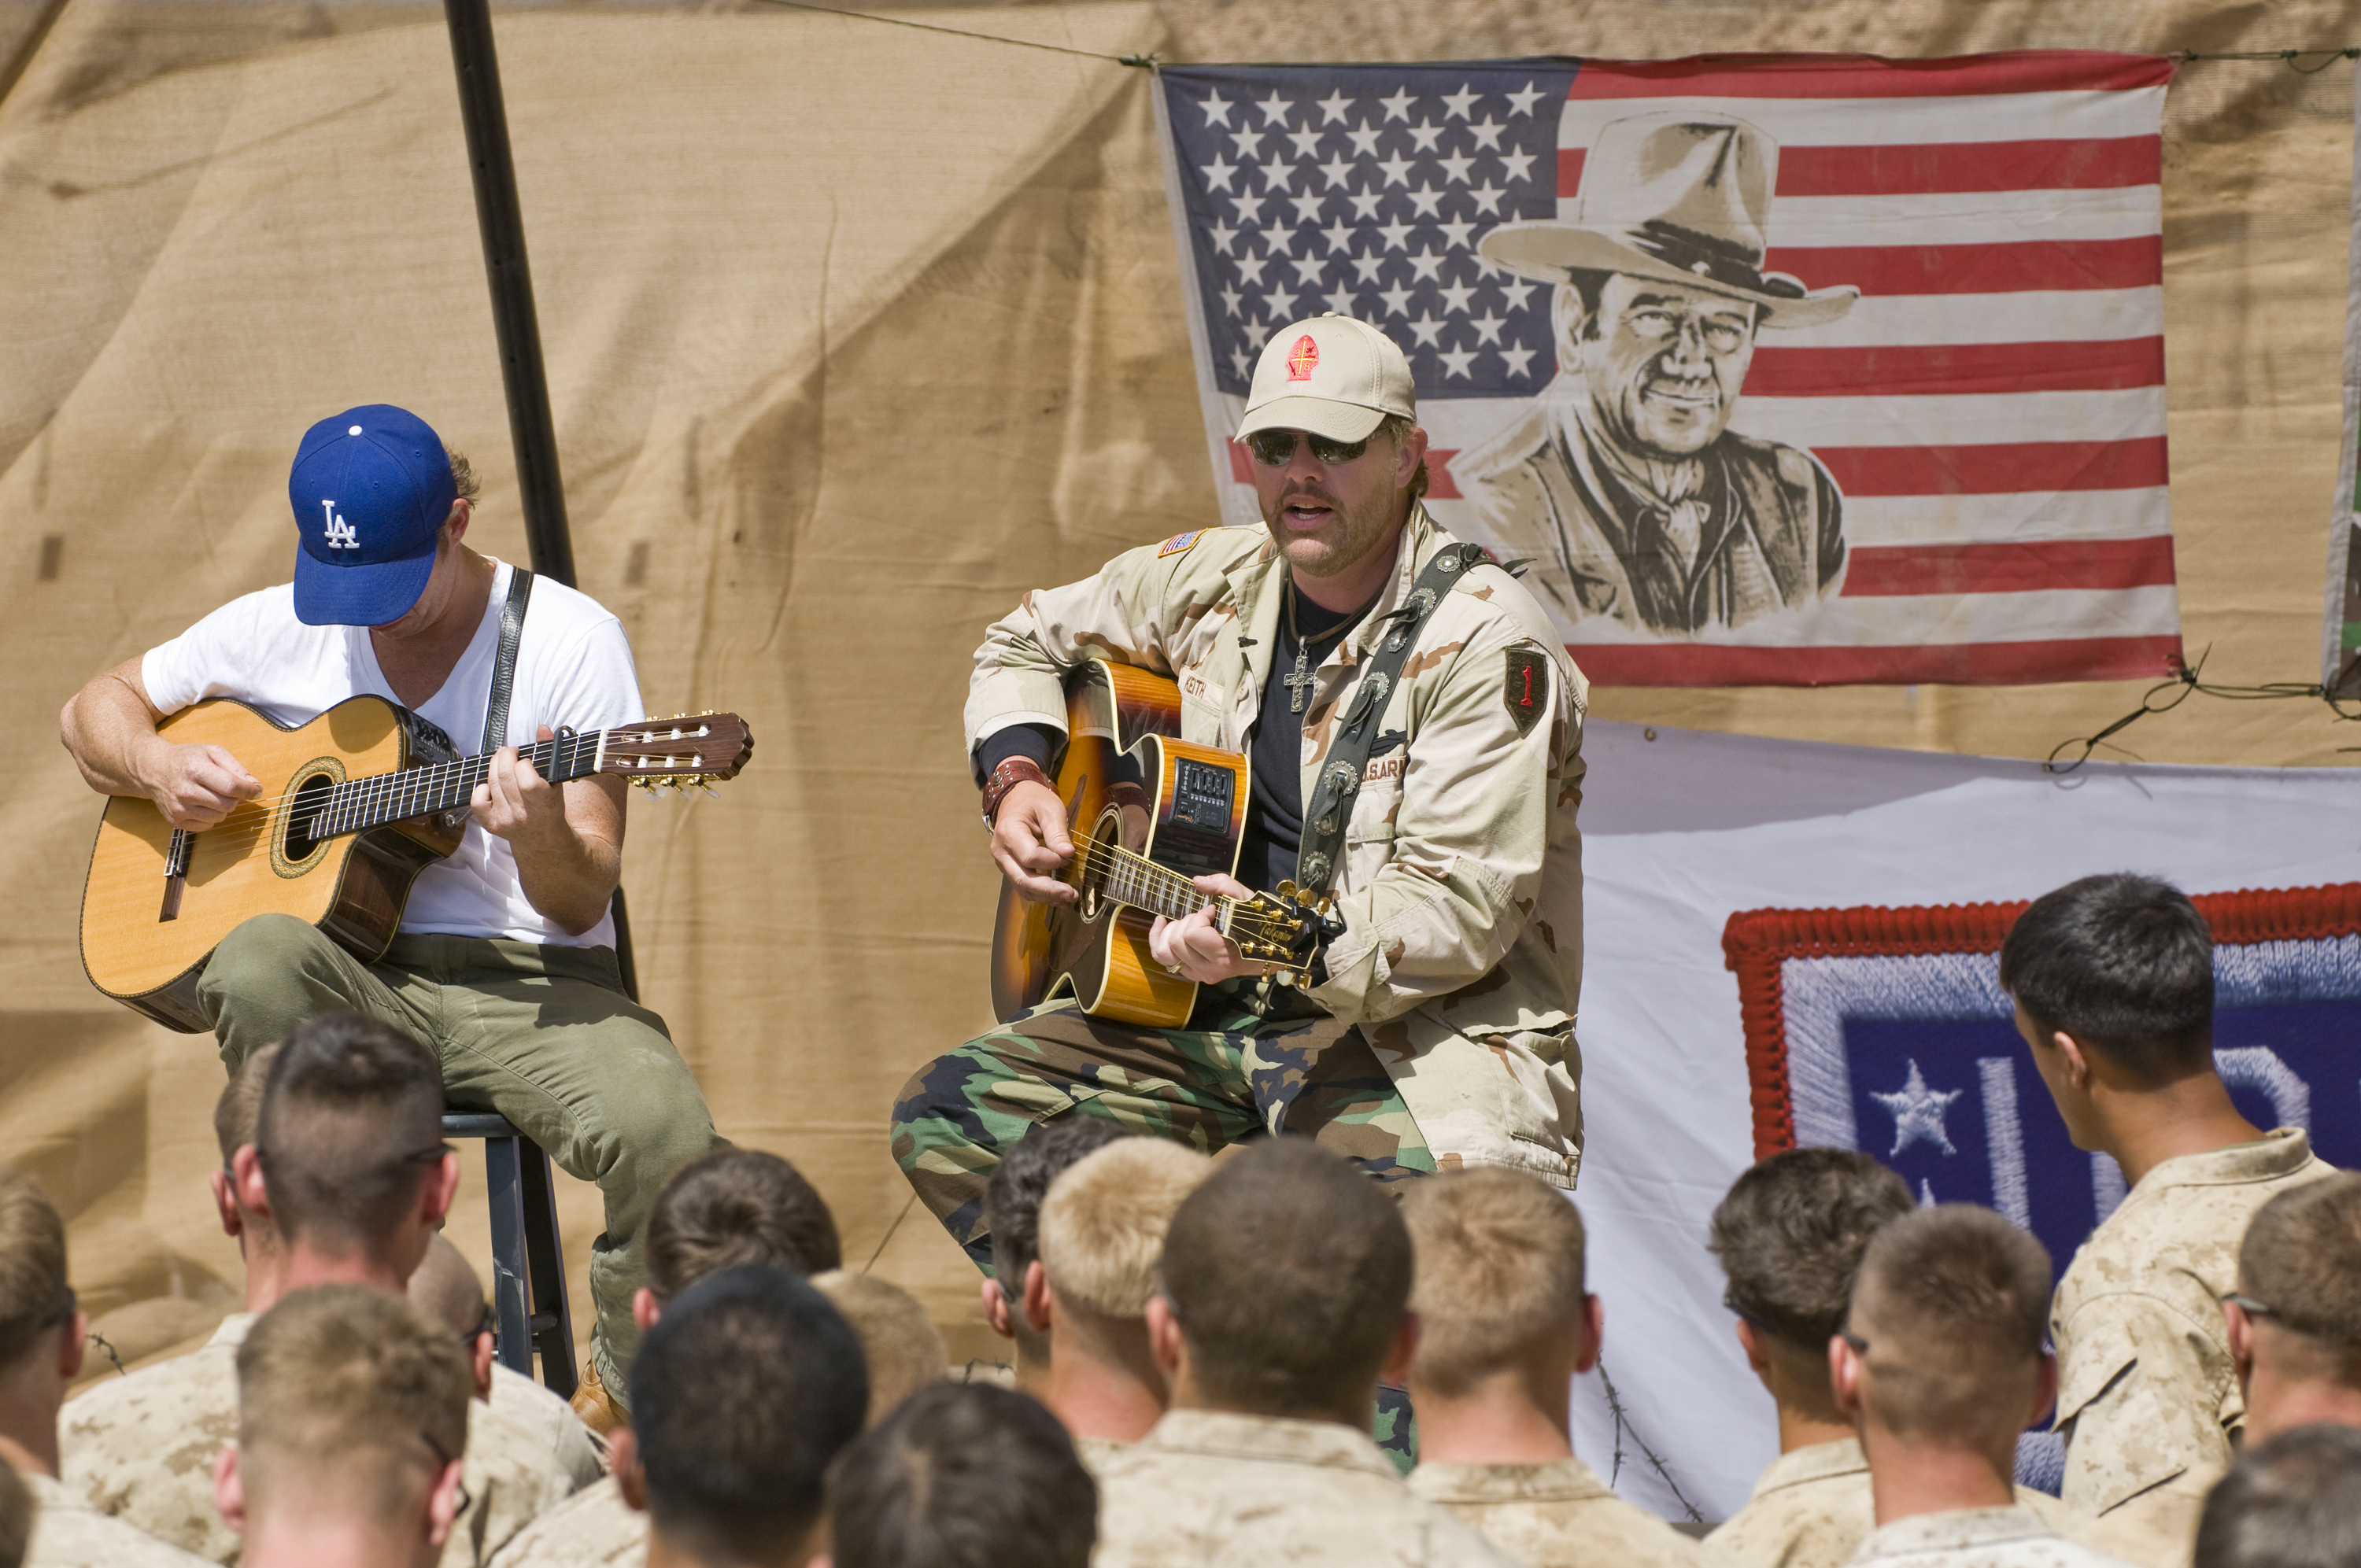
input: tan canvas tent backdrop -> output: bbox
[2,0,2358,1396]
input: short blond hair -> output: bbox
[1402,1168,1587,1396]
[0,1169,68,1372]
[810,1271,947,1429]
[1852,1205,2051,1440]
[236,1285,471,1520]
[1037,1140,1212,1319]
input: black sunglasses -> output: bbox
[1244,430,1371,467]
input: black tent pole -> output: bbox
[443,0,639,1002]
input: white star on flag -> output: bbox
[1254,90,1291,126]
[1314,89,1351,125]
[1440,84,1480,119]
[1873,1061,1964,1158]
[1376,87,1415,122]
[1439,344,1477,378]
[1198,90,1235,127]
[1503,80,1546,116]
[1406,118,1444,153]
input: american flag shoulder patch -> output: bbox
[1158,530,1206,559]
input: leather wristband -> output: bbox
[981,756,1053,826]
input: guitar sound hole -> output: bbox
[282,773,338,864]
[1077,806,1123,921]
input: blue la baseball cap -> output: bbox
[286,404,458,627]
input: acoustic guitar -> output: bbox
[80,695,752,1031]
[988,658,1328,1029]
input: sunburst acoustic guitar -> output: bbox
[80,696,752,1031]
[988,657,1331,1030]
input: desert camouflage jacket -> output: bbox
[2052,1129,2333,1522]
[20,1470,211,1568]
[967,507,1587,1186]
[1846,1505,2134,1568]
[486,1475,642,1568]
[1409,1457,1726,1568]
[58,1312,579,1566]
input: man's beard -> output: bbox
[1261,479,1401,581]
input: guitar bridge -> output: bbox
[159,828,192,922]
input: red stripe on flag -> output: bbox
[1764,236,2160,295]
[1227,439,1254,485]
[1814,437,2167,496]
[1839,537,2177,597]
[1564,52,2175,101]
[1557,139,2160,200]
[1565,634,2184,688]
[1421,449,1462,500]
[1744,338,2163,397]
[1778,137,2160,195]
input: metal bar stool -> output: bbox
[442,1111,578,1397]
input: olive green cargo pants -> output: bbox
[198,913,723,1405]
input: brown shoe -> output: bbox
[569,1357,626,1437]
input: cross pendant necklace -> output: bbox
[1281,581,1345,714]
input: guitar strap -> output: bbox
[482,566,535,754]
[1293,541,1491,896]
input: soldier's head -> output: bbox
[1833,1205,2054,1471]
[246,1015,455,1278]
[2229,1175,2361,1445]
[827,1382,1096,1568]
[1236,315,1428,584]
[811,1271,948,1430]
[209,1042,282,1261]
[0,1169,85,1440]
[407,1234,494,1401]
[614,1266,866,1568]
[2001,874,2215,1148]
[217,1284,472,1566]
[1400,1168,1595,1436]
[2197,1423,2361,1568]
[1036,1138,1211,1412]
[1710,1148,1915,1418]
[982,1119,1130,1385]
[1151,1139,1415,1426]
[639,1149,841,1334]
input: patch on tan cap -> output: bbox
[1285,335,1320,382]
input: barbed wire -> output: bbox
[2045,647,2361,773]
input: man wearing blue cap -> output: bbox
[59,405,721,1428]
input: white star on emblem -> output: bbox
[1314,89,1352,125]
[1286,126,1324,160]
[1504,81,1546,116]
[1872,1060,1964,1158]
[1343,118,1384,159]
[1377,87,1416,123]
[1404,182,1445,220]
[1315,155,1355,191]
[1498,344,1539,377]
[1406,310,1446,348]
[1406,117,1445,153]
[1919,1179,1938,1208]
[1405,245,1445,283]
[1466,116,1507,152]
[1438,342,1477,378]
[1199,90,1236,128]
[1254,91,1292,127]
[1437,150,1476,185]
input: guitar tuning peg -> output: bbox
[1275,880,1298,900]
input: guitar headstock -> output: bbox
[597,714,754,795]
[1225,878,1336,977]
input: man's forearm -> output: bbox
[61,670,165,797]
[513,832,623,937]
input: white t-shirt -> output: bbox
[141,558,644,947]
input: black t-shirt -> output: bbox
[975,586,1373,895]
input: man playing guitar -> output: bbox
[58,405,720,1429]
[893,316,1588,1268]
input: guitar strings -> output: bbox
[1061,830,1314,951]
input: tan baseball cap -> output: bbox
[1237,314,1417,443]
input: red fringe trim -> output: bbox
[1721,882,2361,1162]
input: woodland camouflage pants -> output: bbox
[892,987,1436,1273]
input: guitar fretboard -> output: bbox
[1081,833,1216,924]
[308,731,603,839]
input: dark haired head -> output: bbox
[828,1382,1096,1568]
[632,1265,868,1563]
[646,1149,841,1303]
[0,1169,68,1373]
[1158,1138,1412,1420]
[255,1013,444,1249]
[985,1118,1129,1293]
[1998,873,2213,1079]
[1710,1147,1914,1352]
[2197,1423,2361,1568]
[0,1457,29,1568]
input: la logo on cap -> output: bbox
[1285,335,1320,382]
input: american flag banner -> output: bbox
[1154,54,2185,687]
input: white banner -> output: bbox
[1566,719,2361,1521]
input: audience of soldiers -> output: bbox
[0,869,2354,1568]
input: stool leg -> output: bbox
[482,1132,535,1379]
[519,1136,578,1397]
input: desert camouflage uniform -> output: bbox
[2052,1130,2331,1526]
[1092,1409,1519,1567]
[1708,1439,2107,1568]
[58,1312,579,1566]
[489,1363,604,1489]
[898,507,1587,1264]
[1073,1433,1130,1478]
[1846,1505,2134,1568]
[486,1475,640,1568]
[19,1470,210,1567]
[1409,1457,1725,1568]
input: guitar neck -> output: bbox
[1081,832,1233,928]
[310,731,606,839]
